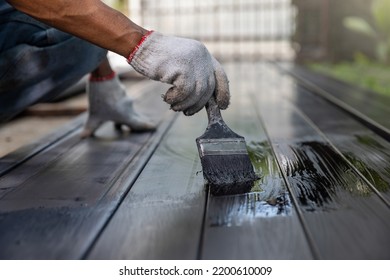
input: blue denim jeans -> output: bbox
[0,10,107,122]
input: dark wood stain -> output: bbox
[288,84,390,202]
[0,115,85,178]
[253,63,390,259]
[200,63,313,260]
[0,82,173,259]
[1,63,390,259]
[87,111,207,259]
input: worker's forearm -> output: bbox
[6,0,147,57]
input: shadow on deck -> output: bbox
[0,62,389,260]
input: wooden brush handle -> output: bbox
[205,96,223,124]
[201,95,242,139]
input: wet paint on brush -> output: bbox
[196,98,258,196]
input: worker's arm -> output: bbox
[7,0,144,57]
[6,0,230,116]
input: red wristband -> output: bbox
[127,30,154,63]
[89,70,116,82]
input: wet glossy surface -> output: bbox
[208,192,291,227]
[280,63,390,131]
[207,142,292,227]
[1,62,390,259]
[252,62,390,258]
[289,86,390,202]
[201,63,313,259]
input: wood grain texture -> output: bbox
[200,63,314,259]
[0,82,173,259]
[254,63,390,259]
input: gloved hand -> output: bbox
[80,74,156,138]
[128,31,230,116]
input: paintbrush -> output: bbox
[196,97,258,196]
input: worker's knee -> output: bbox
[0,34,107,122]
[72,37,108,68]
[0,8,109,121]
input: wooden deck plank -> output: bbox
[87,110,207,259]
[277,77,390,203]
[200,63,314,259]
[254,63,390,259]
[0,79,156,177]
[0,81,174,259]
[1,62,389,260]
[278,63,390,140]
[0,130,82,200]
[0,115,84,178]
[272,63,390,203]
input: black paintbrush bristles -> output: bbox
[196,98,258,196]
[199,154,258,196]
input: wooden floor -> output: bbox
[0,62,390,259]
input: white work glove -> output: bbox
[128,31,230,116]
[80,75,156,138]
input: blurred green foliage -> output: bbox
[308,53,390,97]
[344,0,390,64]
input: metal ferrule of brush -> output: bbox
[197,138,248,157]
[196,96,258,196]
[197,97,248,158]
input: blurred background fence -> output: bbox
[104,0,380,63]
[127,0,296,62]
[292,0,378,63]
[104,0,389,96]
